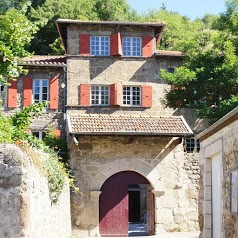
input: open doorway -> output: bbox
[99,171,154,237]
[128,184,147,237]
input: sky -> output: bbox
[127,0,226,20]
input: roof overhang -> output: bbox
[20,55,67,67]
[197,107,238,142]
[56,19,166,54]
[66,113,193,137]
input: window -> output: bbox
[184,136,200,153]
[90,36,110,56]
[33,79,49,103]
[0,82,7,106]
[32,131,46,140]
[123,86,141,106]
[91,85,110,105]
[122,37,141,56]
[168,68,175,73]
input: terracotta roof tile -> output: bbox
[22,55,66,66]
[155,50,185,57]
[68,114,193,136]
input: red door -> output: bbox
[99,171,149,237]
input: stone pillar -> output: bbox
[153,190,165,235]
[89,191,102,237]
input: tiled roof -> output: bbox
[155,50,185,57]
[22,55,66,66]
[67,114,193,136]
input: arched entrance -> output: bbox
[99,171,154,237]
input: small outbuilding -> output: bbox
[197,107,238,238]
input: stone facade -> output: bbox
[0,143,71,238]
[198,108,238,238]
[57,20,204,237]
[69,135,200,236]
[1,65,65,135]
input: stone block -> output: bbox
[204,215,212,229]
[203,201,212,215]
[156,208,174,224]
[203,228,212,238]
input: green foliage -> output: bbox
[0,0,30,14]
[43,128,69,163]
[0,7,38,82]
[0,103,73,203]
[43,149,68,203]
[158,4,238,122]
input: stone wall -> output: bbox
[0,143,71,238]
[69,135,199,236]
[1,66,65,135]
[199,112,238,238]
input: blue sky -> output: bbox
[127,0,226,19]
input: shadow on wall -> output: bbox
[172,108,209,134]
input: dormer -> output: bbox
[56,19,165,57]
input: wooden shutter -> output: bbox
[110,32,122,56]
[79,84,90,106]
[23,76,33,107]
[49,77,59,109]
[53,129,61,138]
[7,79,17,108]
[110,83,122,106]
[141,85,152,107]
[79,34,90,56]
[142,36,154,57]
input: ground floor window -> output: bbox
[184,136,200,153]
[0,82,7,106]
[32,131,46,140]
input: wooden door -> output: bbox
[99,173,129,237]
[99,171,150,237]
[147,184,155,235]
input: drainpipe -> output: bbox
[72,134,78,145]
[62,66,67,113]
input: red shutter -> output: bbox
[110,32,122,56]
[23,76,33,107]
[79,84,90,106]
[142,36,154,57]
[53,129,61,138]
[141,85,152,107]
[49,77,59,110]
[110,83,122,106]
[7,79,17,108]
[79,34,90,56]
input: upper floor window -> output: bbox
[123,86,141,106]
[122,37,141,56]
[0,82,7,106]
[90,36,110,56]
[33,79,49,103]
[91,85,110,105]
[185,136,200,153]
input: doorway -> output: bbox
[99,171,154,237]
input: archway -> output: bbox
[99,171,154,237]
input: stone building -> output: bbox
[0,55,66,137]
[56,19,202,237]
[197,107,238,238]
[0,19,203,237]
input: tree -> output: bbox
[0,0,29,14]
[0,7,37,83]
[160,10,238,122]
